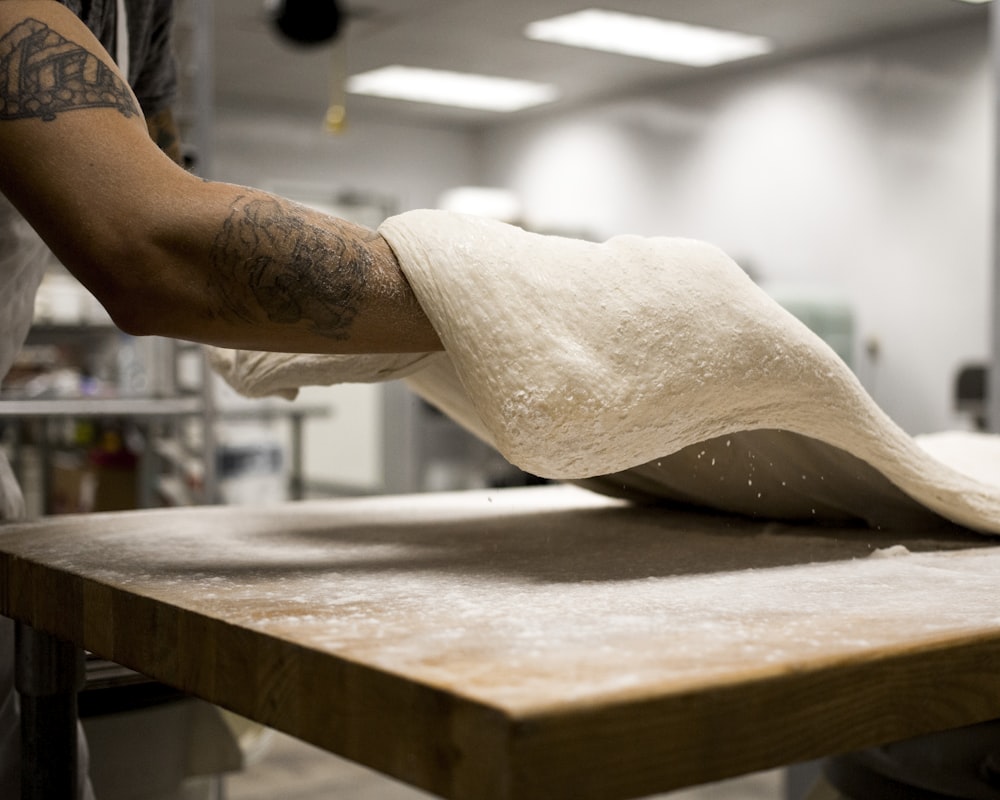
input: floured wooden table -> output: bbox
[3,485,1000,799]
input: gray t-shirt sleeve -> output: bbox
[126,0,178,115]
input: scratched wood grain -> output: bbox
[2,485,999,800]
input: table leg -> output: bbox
[289,412,305,501]
[15,623,85,800]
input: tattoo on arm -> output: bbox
[0,18,140,121]
[211,196,370,341]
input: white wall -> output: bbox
[211,104,478,212]
[481,21,992,435]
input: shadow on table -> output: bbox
[131,494,994,585]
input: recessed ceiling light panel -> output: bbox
[346,66,559,112]
[525,8,774,67]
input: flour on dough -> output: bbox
[209,210,1000,536]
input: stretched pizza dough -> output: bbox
[208,210,1000,535]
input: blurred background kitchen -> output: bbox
[1,1,997,796]
[4,0,995,516]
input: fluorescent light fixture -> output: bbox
[346,66,559,112]
[525,9,774,67]
[954,0,991,4]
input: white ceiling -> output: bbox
[211,0,989,126]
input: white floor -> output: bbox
[224,730,786,800]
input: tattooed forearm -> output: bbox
[210,195,370,341]
[0,18,139,121]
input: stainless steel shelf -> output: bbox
[0,398,204,418]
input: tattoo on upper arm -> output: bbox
[0,19,139,121]
[211,196,369,340]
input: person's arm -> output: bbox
[145,107,184,166]
[0,1,441,354]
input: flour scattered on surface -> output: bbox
[870,545,910,558]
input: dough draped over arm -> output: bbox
[210,209,1000,536]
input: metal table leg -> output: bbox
[289,411,305,501]
[15,623,84,800]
